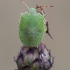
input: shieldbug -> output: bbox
[18,0,53,47]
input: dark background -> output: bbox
[0,0,70,70]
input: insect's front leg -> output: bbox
[44,19,53,40]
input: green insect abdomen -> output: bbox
[19,12,45,47]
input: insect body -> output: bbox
[36,4,53,39]
[19,0,53,47]
[19,6,45,47]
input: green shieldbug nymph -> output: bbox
[18,0,53,47]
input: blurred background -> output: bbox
[0,0,70,70]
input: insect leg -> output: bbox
[45,20,53,40]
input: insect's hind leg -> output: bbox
[45,20,53,40]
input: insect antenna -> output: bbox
[42,5,54,10]
[45,5,54,8]
[20,0,29,9]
